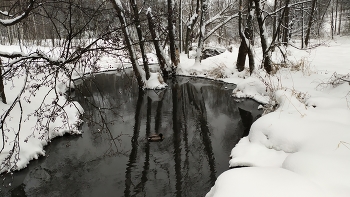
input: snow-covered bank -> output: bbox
[0,45,166,173]
[194,37,350,197]
[1,35,349,196]
[0,71,84,173]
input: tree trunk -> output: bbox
[301,2,304,48]
[236,0,255,74]
[305,0,317,47]
[179,0,182,52]
[253,0,272,74]
[146,8,170,77]
[195,0,208,64]
[110,0,146,88]
[273,0,278,37]
[184,0,200,55]
[0,59,7,104]
[236,43,248,72]
[167,0,178,74]
[282,0,290,46]
[129,0,150,80]
[335,0,338,35]
[338,3,342,35]
[331,0,334,39]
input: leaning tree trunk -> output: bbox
[0,59,7,104]
[195,0,208,64]
[253,0,272,74]
[305,0,317,47]
[146,8,171,77]
[110,0,146,88]
[129,0,151,80]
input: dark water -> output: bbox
[0,72,261,197]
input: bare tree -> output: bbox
[129,0,151,80]
[305,0,317,47]
[195,0,208,63]
[110,0,146,88]
[0,0,112,172]
[167,0,179,73]
[236,0,255,74]
[146,8,171,77]
[252,0,272,73]
[184,0,200,55]
[0,0,36,104]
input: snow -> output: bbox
[0,41,167,172]
[232,77,269,104]
[177,35,350,196]
[0,13,25,25]
[0,72,83,173]
[205,167,330,197]
[209,36,350,196]
[145,72,167,89]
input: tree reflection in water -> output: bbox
[0,72,261,197]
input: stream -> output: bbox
[0,71,261,197]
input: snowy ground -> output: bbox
[1,35,350,196]
[190,37,350,197]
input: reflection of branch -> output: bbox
[181,85,190,174]
[172,82,183,197]
[186,83,216,185]
[124,90,144,196]
[155,90,166,134]
[134,97,152,195]
[184,82,218,186]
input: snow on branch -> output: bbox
[204,3,233,27]
[0,10,12,17]
[187,13,198,27]
[0,0,35,27]
[265,0,312,20]
[204,13,239,41]
[0,50,65,66]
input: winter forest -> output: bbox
[0,0,350,196]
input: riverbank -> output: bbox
[183,37,350,197]
[1,35,349,196]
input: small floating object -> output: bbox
[148,133,163,142]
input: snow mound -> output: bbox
[145,72,168,89]
[206,167,330,197]
[0,73,84,173]
[232,77,269,104]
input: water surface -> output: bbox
[0,72,261,197]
